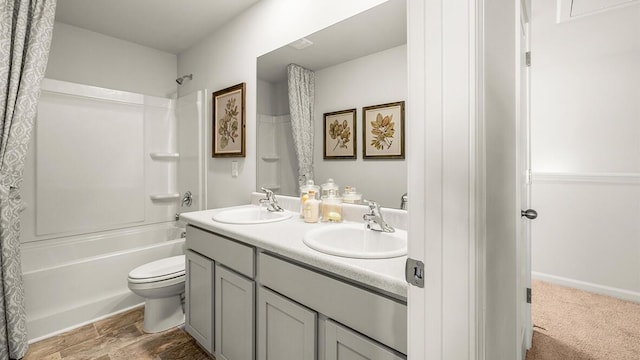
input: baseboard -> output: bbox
[532,272,640,303]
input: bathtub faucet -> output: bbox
[181,191,193,207]
[259,187,284,212]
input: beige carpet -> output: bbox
[526,280,640,360]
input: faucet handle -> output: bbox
[181,191,193,207]
[261,187,274,198]
[364,200,380,212]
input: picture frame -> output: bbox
[323,109,357,159]
[212,82,246,157]
[362,101,405,159]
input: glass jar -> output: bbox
[321,178,339,199]
[342,186,362,205]
[299,180,320,218]
[321,189,343,223]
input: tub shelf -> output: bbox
[150,193,180,201]
[261,155,280,162]
[150,153,180,160]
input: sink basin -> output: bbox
[212,206,293,224]
[303,223,407,259]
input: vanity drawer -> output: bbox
[259,252,407,355]
[186,225,255,278]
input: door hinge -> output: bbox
[405,258,424,288]
[525,51,531,67]
[526,287,532,304]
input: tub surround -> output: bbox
[180,193,408,298]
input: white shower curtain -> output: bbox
[0,0,57,357]
[287,64,315,188]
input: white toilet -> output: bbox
[127,255,186,333]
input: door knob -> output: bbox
[521,209,538,220]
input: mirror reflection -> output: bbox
[256,0,407,208]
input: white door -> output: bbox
[518,0,535,354]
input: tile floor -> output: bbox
[23,307,212,360]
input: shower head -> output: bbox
[176,74,193,85]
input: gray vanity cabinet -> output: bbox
[324,320,404,360]
[215,263,255,360]
[185,224,406,360]
[257,286,317,360]
[185,225,257,359]
[185,249,214,354]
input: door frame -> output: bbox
[407,0,525,358]
[406,0,481,358]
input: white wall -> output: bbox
[46,22,178,98]
[314,45,407,208]
[177,0,388,208]
[531,1,640,301]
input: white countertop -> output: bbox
[180,195,408,299]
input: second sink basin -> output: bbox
[303,223,407,259]
[212,206,293,224]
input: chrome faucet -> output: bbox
[400,192,408,210]
[363,200,395,233]
[181,191,193,207]
[259,187,284,212]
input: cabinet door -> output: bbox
[258,286,317,360]
[324,320,405,360]
[215,264,255,360]
[185,250,214,354]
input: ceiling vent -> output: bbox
[557,0,639,22]
[288,38,314,50]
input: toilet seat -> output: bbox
[128,273,185,290]
[128,255,185,284]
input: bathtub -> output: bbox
[21,222,185,342]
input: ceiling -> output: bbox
[257,0,407,84]
[54,0,261,54]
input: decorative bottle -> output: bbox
[303,190,320,223]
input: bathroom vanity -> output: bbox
[180,194,408,360]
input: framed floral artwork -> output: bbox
[212,83,246,157]
[324,109,357,159]
[362,101,405,159]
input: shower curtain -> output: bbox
[287,64,315,188]
[0,0,57,358]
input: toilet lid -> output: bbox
[129,255,185,280]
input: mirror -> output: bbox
[256,0,407,208]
